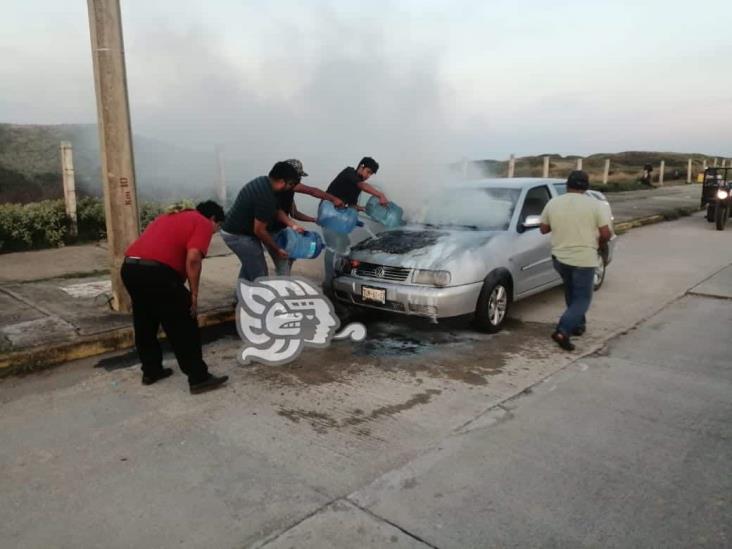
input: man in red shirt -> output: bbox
[121,201,229,394]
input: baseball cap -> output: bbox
[285,159,308,177]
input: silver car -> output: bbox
[332,178,615,332]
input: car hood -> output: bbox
[349,225,500,270]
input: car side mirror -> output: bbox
[522,215,542,230]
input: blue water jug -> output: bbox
[274,228,324,260]
[365,196,404,229]
[317,201,363,234]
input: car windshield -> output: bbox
[418,187,521,231]
[553,183,567,195]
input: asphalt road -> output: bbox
[0,212,730,548]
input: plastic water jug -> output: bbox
[364,196,404,229]
[274,228,324,260]
[317,201,363,234]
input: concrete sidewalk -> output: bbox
[0,185,701,374]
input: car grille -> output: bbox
[352,295,406,312]
[355,262,411,282]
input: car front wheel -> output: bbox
[475,272,511,333]
[594,258,607,291]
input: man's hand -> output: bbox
[356,205,366,212]
[190,295,198,318]
[276,248,289,260]
[291,224,306,234]
[378,195,389,206]
[332,197,346,208]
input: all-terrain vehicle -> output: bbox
[700,167,732,230]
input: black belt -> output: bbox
[124,257,166,268]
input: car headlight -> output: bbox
[717,190,729,200]
[413,269,451,287]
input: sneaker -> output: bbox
[551,331,575,352]
[142,367,174,386]
[189,374,229,395]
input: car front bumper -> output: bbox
[332,276,483,319]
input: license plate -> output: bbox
[361,286,386,304]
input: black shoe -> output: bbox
[142,367,174,386]
[189,374,229,395]
[551,331,575,352]
[572,326,586,337]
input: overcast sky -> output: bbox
[1,0,731,177]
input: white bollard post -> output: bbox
[542,156,550,178]
[713,158,718,167]
[215,145,227,206]
[60,141,78,237]
[659,160,665,186]
[576,157,583,170]
[602,158,610,184]
[687,159,692,184]
[507,154,515,178]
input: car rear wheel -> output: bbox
[475,272,511,333]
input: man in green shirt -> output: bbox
[540,171,613,351]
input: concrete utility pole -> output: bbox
[542,156,550,178]
[602,158,611,185]
[713,158,718,167]
[687,158,693,184]
[507,154,515,178]
[215,145,227,206]
[87,0,140,312]
[59,141,78,237]
[659,160,665,186]
[703,159,708,171]
[576,158,583,170]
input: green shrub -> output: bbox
[0,197,197,253]
[0,200,68,252]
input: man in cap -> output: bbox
[540,170,613,351]
[122,200,229,394]
[268,159,346,276]
[221,161,300,282]
[322,157,390,287]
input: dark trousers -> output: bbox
[121,262,209,384]
[552,258,595,336]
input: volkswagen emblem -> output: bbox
[374,266,386,278]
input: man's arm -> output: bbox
[254,219,288,259]
[540,223,551,234]
[294,183,345,208]
[292,204,316,224]
[275,209,305,233]
[357,181,389,206]
[186,248,204,317]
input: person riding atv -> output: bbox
[700,167,732,230]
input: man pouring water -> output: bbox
[322,157,390,287]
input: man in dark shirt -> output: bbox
[122,201,229,394]
[221,161,300,282]
[323,157,390,287]
[268,159,345,276]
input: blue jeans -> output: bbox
[221,231,268,282]
[552,258,595,336]
[268,230,295,276]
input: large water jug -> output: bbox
[317,201,363,234]
[364,196,404,229]
[274,228,324,260]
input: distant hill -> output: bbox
[464,151,719,183]
[0,123,223,204]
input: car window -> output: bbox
[519,185,552,227]
[420,187,521,231]
[553,183,567,195]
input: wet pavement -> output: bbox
[1,213,730,547]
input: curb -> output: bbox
[0,307,235,377]
[0,206,702,377]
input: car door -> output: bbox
[511,185,557,295]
